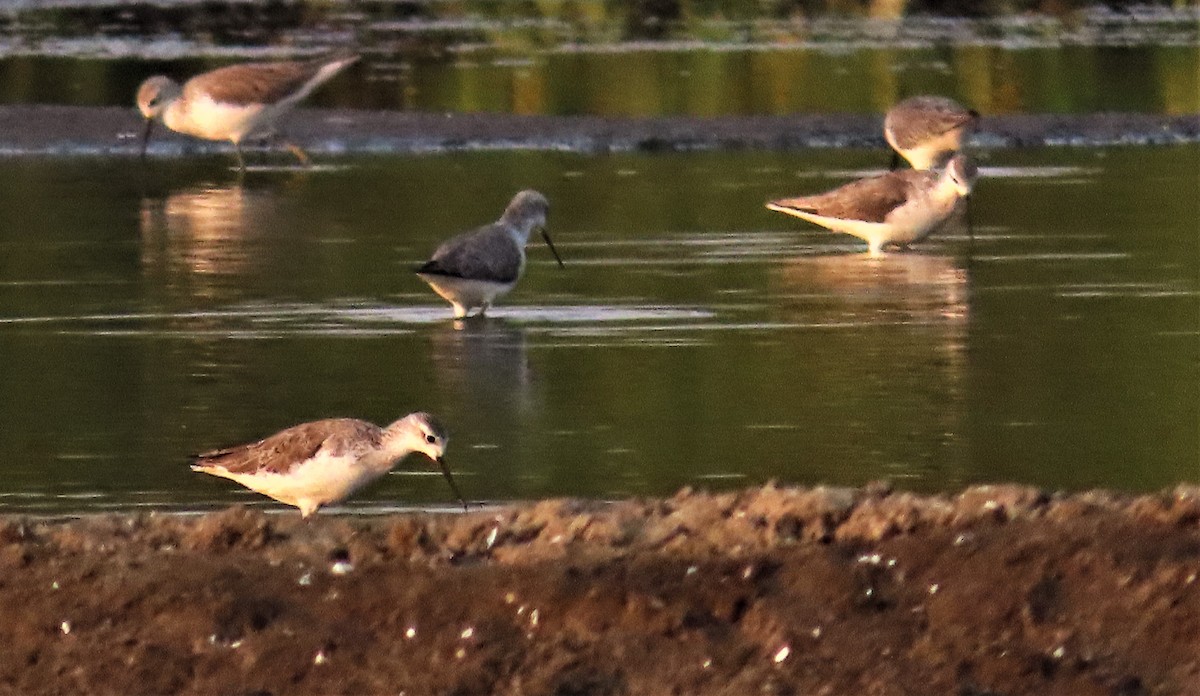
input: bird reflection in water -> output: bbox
[424,317,537,499]
[771,252,971,485]
[429,317,533,412]
[139,180,292,304]
[773,251,970,327]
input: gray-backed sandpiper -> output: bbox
[416,190,564,319]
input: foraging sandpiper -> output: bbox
[884,96,979,171]
[137,53,359,170]
[416,190,564,319]
[766,154,977,256]
[191,411,466,516]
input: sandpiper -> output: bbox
[137,52,359,171]
[416,190,564,319]
[884,96,979,170]
[191,411,467,516]
[766,154,977,256]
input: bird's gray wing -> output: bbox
[416,224,523,284]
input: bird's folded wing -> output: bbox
[768,172,914,224]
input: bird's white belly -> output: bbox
[885,192,960,244]
[420,275,514,309]
[785,210,897,247]
[166,96,269,143]
[226,452,379,510]
[782,193,957,254]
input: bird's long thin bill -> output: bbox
[436,457,468,511]
[541,229,565,268]
[140,119,154,159]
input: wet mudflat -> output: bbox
[0,105,1198,155]
[3,484,1199,695]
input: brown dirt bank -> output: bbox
[2,484,1200,695]
[0,106,1197,156]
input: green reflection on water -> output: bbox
[0,42,1196,115]
[0,145,1195,513]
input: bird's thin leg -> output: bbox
[233,143,247,173]
[140,119,154,162]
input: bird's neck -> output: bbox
[358,439,414,477]
[378,421,419,464]
[502,221,534,245]
[932,171,967,203]
[160,98,189,133]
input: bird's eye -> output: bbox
[425,434,437,444]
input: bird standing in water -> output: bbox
[416,190,564,319]
[766,154,978,256]
[884,96,979,171]
[136,53,358,171]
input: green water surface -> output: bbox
[0,145,1195,513]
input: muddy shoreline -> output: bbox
[0,106,1197,156]
[3,484,1199,694]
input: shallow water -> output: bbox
[0,145,1195,513]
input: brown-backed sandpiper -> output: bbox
[191,411,466,516]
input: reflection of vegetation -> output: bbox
[0,44,1194,117]
[0,1,1194,116]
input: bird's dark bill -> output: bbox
[541,230,565,268]
[436,456,469,511]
